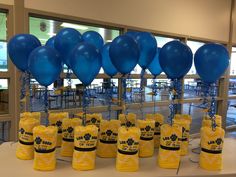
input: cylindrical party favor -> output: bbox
[202,115,222,128]
[137,119,155,157]
[20,112,41,121]
[96,120,120,158]
[200,126,224,171]
[119,113,137,127]
[16,117,40,160]
[146,113,164,148]
[60,118,82,157]
[173,114,192,155]
[158,124,182,169]
[116,127,140,172]
[49,112,69,147]
[33,125,57,171]
[73,125,98,170]
[85,113,103,129]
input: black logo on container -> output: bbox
[127,138,134,146]
[67,127,73,133]
[35,137,42,144]
[84,133,91,140]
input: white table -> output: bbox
[0,138,236,177]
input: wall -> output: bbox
[25,0,231,42]
[0,0,14,5]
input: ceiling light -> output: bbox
[61,23,88,30]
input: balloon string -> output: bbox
[107,77,113,120]
[208,83,217,130]
[20,72,26,112]
[26,72,31,112]
[140,69,145,119]
[152,78,158,114]
[168,79,182,125]
[82,86,90,126]
[66,68,72,88]
[122,76,127,115]
[44,86,49,126]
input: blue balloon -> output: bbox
[148,47,162,77]
[7,34,41,72]
[70,42,102,86]
[159,40,193,79]
[45,36,56,49]
[125,31,138,39]
[194,43,229,83]
[82,31,104,51]
[102,43,117,77]
[28,46,62,87]
[54,28,83,68]
[109,35,139,75]
[135,32,157,69]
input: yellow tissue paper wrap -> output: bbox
[202,115,222,128]
[173,114,192,155]
[158,124,182,169]
[16,117,40,160]
[48,112,69,147]
[137,119,155,157]
[85,113,103,129]
[20,112,41,121]
[200,126,224,171]
[116,127,141,172]
[33,125,57,171]
[146,113,164,148]
[60,118,82,157]
[119,113,136,127]
[96,119,120,158]
[73,125,98,170]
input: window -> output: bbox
[186,40,205,75]
[0,13,7,72]
[0,79,8,114]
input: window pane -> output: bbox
[0,79,8,114]
[227,99,236,127]
[230,47,236,75]
[186,40,205,75]
[29,17,120,74]
[0,13,7,71]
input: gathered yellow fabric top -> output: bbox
[119,113,137,127]
[202,115,222,128]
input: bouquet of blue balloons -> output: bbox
[8,28,229,127]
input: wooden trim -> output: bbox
[228,95,236,99]
[25,8,228,44]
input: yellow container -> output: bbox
[202,115,222,128]
[48,112,69,147]
[137,119,155,157]
[199,126,224,171]
[60,118,82,157]
[72,125,98,170]
[146,113,164,148]
[173,114,192,155]
[16,117,40,160]
[116,127,141,172]
[85,113,103,129]
[20,112,41,121]
[158,124,182,169]
[96,119,120,158]
[119,113,137,127]
[33,125,57,171]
